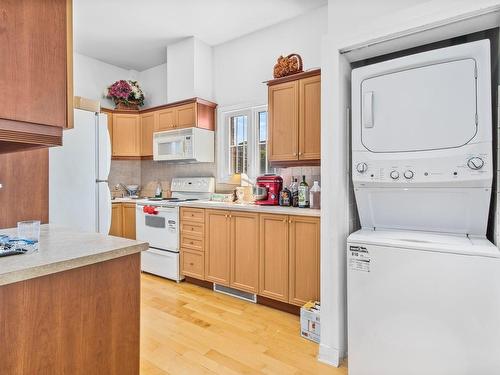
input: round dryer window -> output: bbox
[360,58,478,153]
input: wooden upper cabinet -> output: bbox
[268,81,299,162]
[299,75,321,160]
[140,112,156,157]
[205,209,231,286]
[230,212,259,293]
[157,107,176,131]
[289,216,320,306]
[176,103,196,128]
[112,114,141,157]
[267,70,321,164]
[259,214,289,302]
[0,0,73,152]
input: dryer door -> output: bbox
[361,59,478,153]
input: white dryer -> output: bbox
[347,40,498,375]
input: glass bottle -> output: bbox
[290,177,299,207]
[298,175,310,208]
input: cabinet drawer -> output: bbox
[181,221,204,237]
[181,249,204,279]
[181,234,204,251]
[181,208,205,223]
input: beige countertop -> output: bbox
[0,225,148,286]
[179,200,320,217]
[111,197,141,203]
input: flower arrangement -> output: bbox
[106,80,145,109]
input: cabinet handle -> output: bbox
[289,220,293,224]
[298,152,303,156]
[189,262,194,266]
[283,219,287,223]
[293,152,297,156]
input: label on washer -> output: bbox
[349,246,370,272]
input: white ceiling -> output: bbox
[74,0,328,71]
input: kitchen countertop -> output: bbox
[0,225,148,286]
[179,200,320,217]
[112,197,141,203]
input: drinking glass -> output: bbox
[17,220,41,243]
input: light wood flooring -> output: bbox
[140,273,348,375]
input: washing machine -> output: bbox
[347,40,499,374]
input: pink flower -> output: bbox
[108,80,132,99]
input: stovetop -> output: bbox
[136,197,202,207]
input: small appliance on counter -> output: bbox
[120,183,141,198]
[254,175,283,205]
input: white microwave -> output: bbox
[153,127,214,162]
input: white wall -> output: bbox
[194,38,214,101]
[213,6,327,108]
[74,53,131,108]
[320,0,500,367]
[139,63,168,107]
[74,53,168,109]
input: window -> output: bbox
[218,105,272,182]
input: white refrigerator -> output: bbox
[49,108,112,234]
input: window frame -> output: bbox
[217,104,269,183]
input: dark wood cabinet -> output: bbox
[0,149,49,229]
[0,0,73,153]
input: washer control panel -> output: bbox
[353,152,490,186]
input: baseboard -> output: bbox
[318,343,345,368]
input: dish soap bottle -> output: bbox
[309,181,321,209]
[154,181,163,198]
[298,175,310,208]
[290,177,299,207]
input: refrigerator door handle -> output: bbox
[96,179,109,183]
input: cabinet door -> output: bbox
[176,103,196,128]
[259,214,289,302]
[121,203,136,240]
[157,108,176,131]
[205,210,230,285]
[289,216,320,306]
[112,114,141,156]
[140,112,156,157]
[268,81,299,161]
[299,75,321,160]
[181,249,205,279]
[0,0,72,128]
[109,204,123,237]
[230,212,259,293]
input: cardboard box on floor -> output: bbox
[300,301,320,344]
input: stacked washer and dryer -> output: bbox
[347,40,500,375]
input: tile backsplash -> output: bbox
[109,159,321,197]
[276,166,321,188]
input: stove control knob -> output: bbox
[404,170,414,179]
[356,162,368,174]
[467,157,484,170]
[390,170,400,180]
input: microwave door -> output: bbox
[156,137,185,160]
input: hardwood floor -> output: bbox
[140,273,348,375]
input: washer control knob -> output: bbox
[404,170,414,179]
[390,170,400,180]
[467,157,484,170]
[356,162,368,173]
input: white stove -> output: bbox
[136,177,214,281]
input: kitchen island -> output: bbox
[0,225,148,375]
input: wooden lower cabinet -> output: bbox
[110,202,136,240]
[289,216,320,306]
[184,208,320,307]
[122,203,137,240]
[259,214,290,302]
[110,203,123,237]
[205,210,231,285]
[230,212,259,293]
[181,249,205,279]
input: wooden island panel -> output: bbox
[0,253,140,375]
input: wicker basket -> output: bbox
[273,53,303,79]
[115,100,140,110]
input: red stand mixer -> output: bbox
[254,175,283,205]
